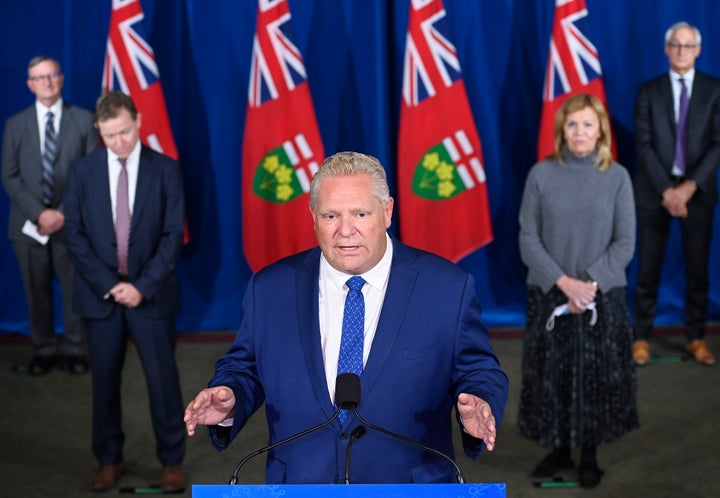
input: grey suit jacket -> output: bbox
[2,101,99,242]
[634,71,720,208]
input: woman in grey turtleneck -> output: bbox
[516,94,639,489]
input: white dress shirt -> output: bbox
[107,140,141,222]
[319,233,393,404]
[35,98,63,155]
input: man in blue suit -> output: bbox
[184,151,508,484]
[64,92,186,492]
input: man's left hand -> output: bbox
[457,393,497,451]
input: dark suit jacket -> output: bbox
[208,239,509,484]
[63,146,184,320]
[634,71,720,208]
[2,101,99,241]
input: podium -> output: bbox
[192,483,506,497]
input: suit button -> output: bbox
[340,432,348,440]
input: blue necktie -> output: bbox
[41,111,57,206]
[675,77,689,175]
[337,276,365,424]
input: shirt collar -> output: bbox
[670,68,695,84]
[321,233,394,292]
[35,98,63,122]
[108,140,141,166]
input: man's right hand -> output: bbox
[184,386,236,436]
[37,208,64,235]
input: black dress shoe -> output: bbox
[66,355,90,375]
[578,462,604,488]
[531,449,574,478]
[28,355,57,376]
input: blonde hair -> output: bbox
[551,93,613,171]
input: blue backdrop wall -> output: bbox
[1,0,719,334]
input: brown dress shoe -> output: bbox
[161,465,186,493]
[91,462,125,491]
[686,339,715,366]
[633,340,650,366]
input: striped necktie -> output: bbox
[116,157,130,275]
[41,111,57,206]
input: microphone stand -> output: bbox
[352,408,465,484]
[343,426,366,484]
[229,409,341,484]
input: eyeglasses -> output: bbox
[28,72,62,82]
[667,42,698,51]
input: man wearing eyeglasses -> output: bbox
[633,22,720,367]
[1,55,100,375]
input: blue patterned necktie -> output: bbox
[675,77,689,175]
[41,111,57,206]
[337,276,366,424]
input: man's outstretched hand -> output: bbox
[184,386,236,436]
[457,393,497,451]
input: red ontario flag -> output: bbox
[242,0,324,272]
[102,0,188,241]
[398,0,493,262]
[537,0,616,161]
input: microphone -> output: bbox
[227,374,361,484]
[343,425,366,484]
[342,373,466,484]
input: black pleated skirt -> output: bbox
[516,286,639,448]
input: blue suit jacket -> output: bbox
[63,145,184,319]
[209,239,508,484]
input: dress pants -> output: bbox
[634,202,715,341]
[12,237,86,356]
[86,306,185,466]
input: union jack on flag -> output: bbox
[102,0,178,160]
[537,0,615,161]
[248,0,307,107]
[402,0,462,107]
[542,0,602,101]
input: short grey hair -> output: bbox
[664,21,702,46]
[309,151,390,211]
[27,55,61,75]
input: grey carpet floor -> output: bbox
[0,329,717,498]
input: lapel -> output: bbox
[687,72,705,123]
[295,249,335,418]
[56,103,70,151]
[24,107,42,165]
[660,75,676,135]
[131,146,152,235]
[360,238,417,406]
[92,149,115,244]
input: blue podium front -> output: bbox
[193,483,506,497]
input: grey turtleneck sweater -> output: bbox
[518,148,636,293]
